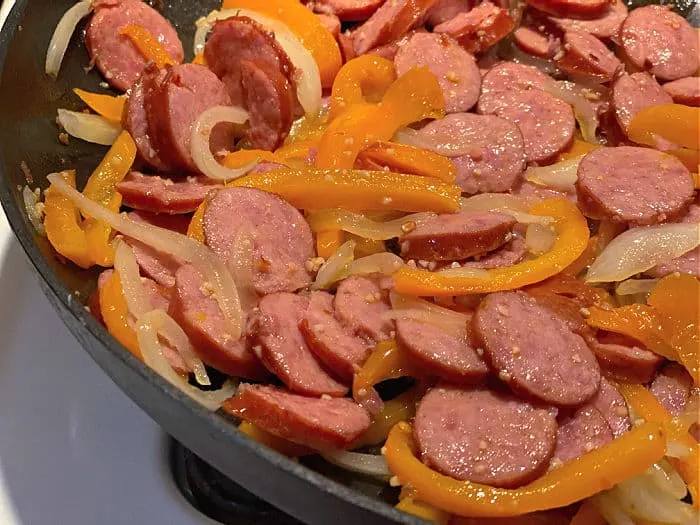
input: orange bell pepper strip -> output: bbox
[229,168,461,213]
[627,104,700,151]
[221,0,341,88]
[667,147,700,172]
[394,199,589,296]
[316,230,344,259]
[274,139,318,168]
[557,138,601,161]
[119,24,177,68]
[187,201,207,243]
[384,420,666,518]
[356,388,418,447]
[352,340,417,403]
[356,141,457,184]
[381,67,446,128]
[43,170,93,269]
[329,55,396,120]
[99,270,142,360]
[222,148,282,169]
[395,498,449,525]
[238,421,313,458]
[287,110,330,144]
[73,89,125,123]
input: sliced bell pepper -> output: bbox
[275,139,318,168]
[356,141,457,183]
[221,0,342,88]
[394,199,589,296]
[187,201,207,243]
[316,229,344,259]
[381,66,445,129]
[238,421,312,458]
[395,497,449,525]
[557,138,601,161]
[563,235,598,277]
[287,110,329,144]
[222,148,282,169]
[43,170,93,269]
[73,88,125,123]
[526,273,614,308]
[352,340,417,403]
[119,24,177,68]
[384,420,666,518]
[329,55,396,120]
[229,168,461,213]
[356,388,418,447]
[99,270,142,360]
[84,192,122,266]
[627,104,700,151]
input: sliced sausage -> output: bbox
[299,291,371,382]
[351,0,440,56]
[575,146,694,225]
[85,0,184,91]
[555,30,620,83]
[414,386,557,487]
[513,27,560,59]
[612,72,673,134]
[591,376,630,438]
[121,64,168,171]
[395,318,489,384]
[433,2,515,55]
[648,204,700,278]
[169,264,268,379]
[117,172,221,214]
[474,291,601,407]
[425,0,473,27]
[147,63,234,173]
[203,187,314,295]
[477,61,551,115]
[553,406,613,464]
[547,0,627,40]
[394,32,481,114]
[590,332,663,384]
[461,235,528,269]
[417,113,526,194]
[649,363,694,416]
[399,211,516,262]
[527,292,592,340]
[663,77,700,107]
[127,210,190,235]
[313,0,385,22]
[333,275,393,343]
[253,293,348,397]
[526,0,609,19]
[223,384,370,450]
[620,5,699,82]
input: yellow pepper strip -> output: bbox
[238,421,313,458]
[229,168,461,213]
[627,104,700,151]
[99,270,142,360]
[384,420,666,518]
[356,388,417,447]
[221,0,341,88]
[82,130,137,266]
[329,55,396,120]
[287,111,329,144]
[316,230,344,259]
[667,147,700,172]
[119,24,177,68]
[357,141,457,184]
[616,382,699,505]
[648,274,700,383]
[693,171,700,189]
[557,138,601,161]
[222,149,283,168]
[43,171,93,269]
[352,340,417,402]
[395,498,449,525]
[394,199,588,296]
[586,304,679,362]
[187,201,207,243]
[73,88,125,123]
[381,67,445,128]
[275,139,318,168]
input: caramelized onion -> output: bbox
[311,240,355,290]
[347,252,404,276]
[525,156,582,191]
[460,194,554,225]
[57,109,121,146]
[542,80,604,144]
[321,451,390,479]
[45,0,92,78]
[307,209,436,240]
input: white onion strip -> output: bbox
[57,109,121,146]
[525,156,582,191]
[191,105,255,181]
[542,80,603,144]
[460,193,554,225]
[525,222,556,255]
[311,240,355,290]
[586,223,700,283]
[23,186,45,236]
[46,173,243,339]
[393,127,482,158]
[347,252,404,276]
[320,451,390,479]
[195,9,321,115]
[615,278,659,297]
[136,311,236,411]
[45,0,93,78]
[307,209,436,240]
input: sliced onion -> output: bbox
[195,9,321,115]
[586,223,700,283]
[542,80,604,144]
[615,278,659,296]
[45,0,92,78]
[57,109,121,146]
[191,105,255,181]
[460,193,554,225]
[311,240,355,290]
[347,252,404,276]
[665,440,692,458]
[321,450,390,479]
[307,209,436,240]
[612,476,697,524]
[46,173,243,339]
[136,311,236,410]
[525,156,582,191]
[646,460,688,500]
[393,127,483,158]
[227,226,257,311]
[525,222,556,255]
[593,491,637,525]
[113,238,153,320]
[23,186,45,236]
[436,266,492,279]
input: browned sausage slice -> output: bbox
[555,30,620,82]
[513,26,560,59]
[477,62,551,115]
[621,5,699,81]
[575,146,694,225]
[399,211,516,262]
[254,293,348,397]
[394,32,481,114]
[414,386,557,487]
[334,275,393,343]
[223,384,370,450]
[590,332,664,384]
[117,172,221,214]
[474,291,601,407]
[85,0,184,91]
[591,376,630,438]
[547,0,627,40]
[203,188,314,295]
[433,2,515,55]
[526,0,609,19]
[553,406,613,464]
[649,363,694,416]
[663,77,700,107]
[425,0,473,27]
[612,73,673,135]
[460,235,528,269]
[395,318,489,384]
[313,0,385,22]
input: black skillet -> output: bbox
[0,1,697,524]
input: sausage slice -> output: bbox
[313,0,385,22]
[591,377,630,438]
[425,0,473,27]
[555,30,621,83]
[590,332,664,384]
[612,73,673,135]
[649,363,694,416]
[333,275,393,343]
[433,2,515,55]
[547,0,627,40]
[117,172,221,214]
[477,61,551,115]
[663,77,700,107]
[526,0,609,18]
[553,406,613,464]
